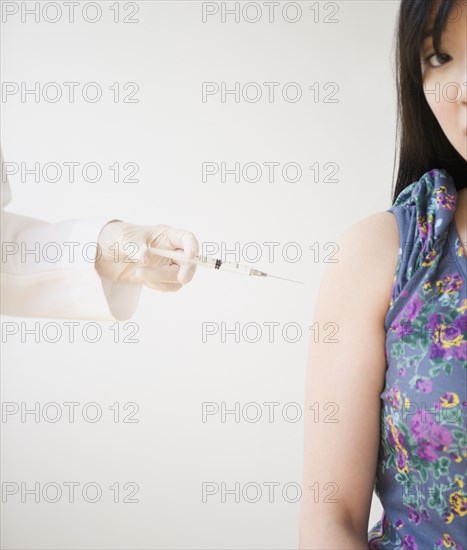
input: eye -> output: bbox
[423,52,452,68]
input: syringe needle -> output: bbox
[266,274,305,285]
[148,247,304,284]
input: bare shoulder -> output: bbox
[317,210,399,322]
[339,210,399,257]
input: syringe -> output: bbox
[147,247,304,285]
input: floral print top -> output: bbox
[368,169,467,550]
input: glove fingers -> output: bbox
[163,228,199,259]
[145,282,182,292]
[177,262,197,285]
[136,265,180,285]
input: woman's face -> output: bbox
[421,0,467,161]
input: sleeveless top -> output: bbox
[368,168,467,550]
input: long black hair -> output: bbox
[392,0,467,203]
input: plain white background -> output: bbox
[1,1,400,548]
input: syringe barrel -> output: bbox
[196,255,254,276]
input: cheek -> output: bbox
[423,73,457,131]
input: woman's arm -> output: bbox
[299,211,399,549]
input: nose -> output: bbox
[452,61,467,105]
[461,62,467,105]
[461,49,467,105]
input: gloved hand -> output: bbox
[95,220,199,292]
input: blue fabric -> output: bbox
[368,169,467,550]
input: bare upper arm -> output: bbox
[299,211,399,547]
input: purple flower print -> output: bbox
[409,410,452,461]
[417,214,431,244]
[439,534,465,550]
[390,294,424,335]
[430,344,447,360]
[443,324,464,347]
[402,534,418,550]
[415,378,432,393]
[408,294,425,321]
[393,322,416,339]
[440,392,459,407]
[387,422,406,447]
[408,508,422,524]
[454,314,467,333]
[437,273,464,294]
[387,386,402,408]
[442,511,452,522]
[418,442,438,462]
[436,184,456,210]
[397,448,407,470]
[400,294,425,324]
[427,421,452,449]
[455,341,467,361]
[427,313,442,331]
[427,313,464,359]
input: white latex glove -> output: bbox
[96,221,199,292]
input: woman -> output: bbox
[299,0,466,548]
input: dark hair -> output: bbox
[392,0,467,203]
